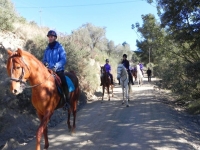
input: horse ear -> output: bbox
[17,48,23,57]
[7,49,13,56]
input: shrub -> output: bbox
[0,0,17,31]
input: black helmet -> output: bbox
[123,54,127,58]
[106,59,109,62]
[47,30,57,37]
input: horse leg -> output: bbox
[71,88,80,133]
[71,99,77,133]
[67,109,71,132]
[36,112,52,150]
[122,87,124,105]
[101,85,105,103]
[111,85,114,97]
[107,86,110,101]
[125,86,129,107]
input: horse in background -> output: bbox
[136,64,143,87]
[6,48,80,150]
[100,66,114,102]
[117,64,131,107]
[131,66,137,81]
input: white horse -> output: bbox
[136,64,143,87]
[117,64,131,107]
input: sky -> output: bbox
[12,0,159,51]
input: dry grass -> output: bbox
[13,22,49,40]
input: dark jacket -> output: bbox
[122,59,130,71]
[147,69,152,76]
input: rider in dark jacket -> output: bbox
[121,54,134,85]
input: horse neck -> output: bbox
[24,55,51,85]
[121,67,128,80]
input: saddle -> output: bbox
[48,69,62,88]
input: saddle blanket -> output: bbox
[65,76,75,92]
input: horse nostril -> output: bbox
[14,89,17,93]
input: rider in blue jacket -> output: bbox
[43,30,70,110]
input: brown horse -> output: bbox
[131,69,137,81]
[100,66,113,102]
[6,48,80,150]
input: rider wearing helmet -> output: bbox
[121,54,134,85]
[139,62,144,75]
[43,30,70,110]
[100,59,114,86]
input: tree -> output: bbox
[0,0,17,30]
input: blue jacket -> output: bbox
[43,41,67,72]
[104,63,111,73]
[139,63,144,70]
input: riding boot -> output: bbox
[100,77,103,86]
[128,72,134,85]
[62,85,71,111]
[56,71,71,111]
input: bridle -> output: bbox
[9,56,28,85]
[9,55,53,89]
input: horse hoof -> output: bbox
[126,105,129,107]
[122,102,124,105]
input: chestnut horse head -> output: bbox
[6,48,80,150]
[100,66,113,101]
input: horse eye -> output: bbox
[16,67,21,69]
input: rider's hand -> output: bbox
[52,66,57,72]
[44,63,49,68]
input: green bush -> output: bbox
[0,0,17,31]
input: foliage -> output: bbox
[0,0,17,31]
[134,0,200,112]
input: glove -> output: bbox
[52,66,57,72]
[44,63,49,68]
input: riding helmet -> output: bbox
[123,54,127,58]
[47,30,57,38]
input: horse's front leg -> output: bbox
[122,86,124,105]
[36,112,52,150]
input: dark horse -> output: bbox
[100,66,113,102]
[131,68,137,81]
[6,48,80,150]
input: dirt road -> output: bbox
[17,78,200,150]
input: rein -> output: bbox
[9,55,54,89]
